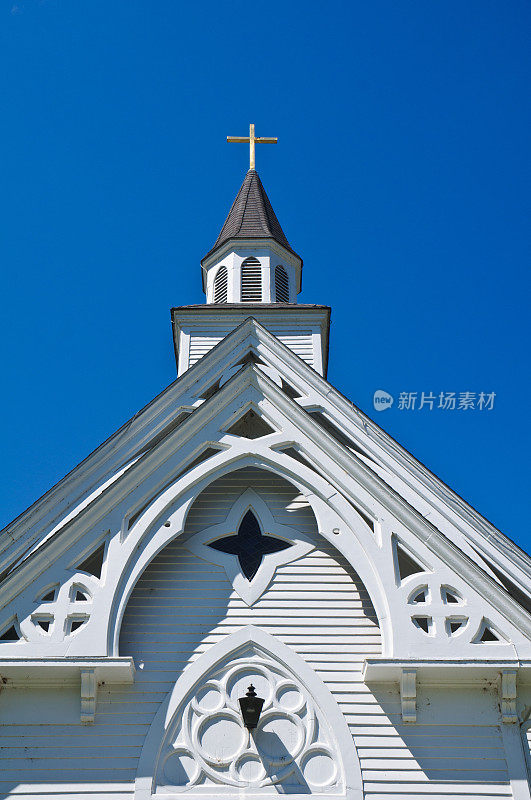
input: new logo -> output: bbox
[373,390,394,411]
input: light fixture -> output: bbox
[238,684,264,729]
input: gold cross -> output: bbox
[227,123,277,170]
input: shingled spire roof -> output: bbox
[201,169,301,265]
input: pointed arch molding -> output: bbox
[109,451,390,656]
[134,626,363,800]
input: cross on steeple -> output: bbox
[208,509,290,581]
[227,123,277,171]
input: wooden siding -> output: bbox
[189,329,314,368]
[0,469,512,798]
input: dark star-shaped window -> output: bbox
[208,510,290,581]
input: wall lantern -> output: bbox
[238,684,264,729]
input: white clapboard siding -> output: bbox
[188,328,314,368]
[0,469,510,798]
[188,334,225,364]
[273,330,314,367]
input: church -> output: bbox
[1,125,531,800]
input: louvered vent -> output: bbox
[213,266,228,303]
[241,257,262,302]
[275,265,290,303]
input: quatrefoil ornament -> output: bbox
[186,489,315,606]
[209,509,290,581]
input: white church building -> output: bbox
[1,126,531,800]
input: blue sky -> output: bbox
[0,1,529,550]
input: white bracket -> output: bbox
[80,668,97,725]
[500,669,517,724]
[400,668,417,724]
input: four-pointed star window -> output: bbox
[208,510,290,581]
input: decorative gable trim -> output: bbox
[3,315,528,613]
[134,626,363,800]
[0,358,530,666]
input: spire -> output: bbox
[173,129,329,377]
[201,169,301,265]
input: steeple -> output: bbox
[171,127,330,377]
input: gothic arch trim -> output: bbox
[108,450,390,656]
[134,626,363,800]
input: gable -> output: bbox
[0,324,530,797]
[2,316,527,595]
[0,345,529,671]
